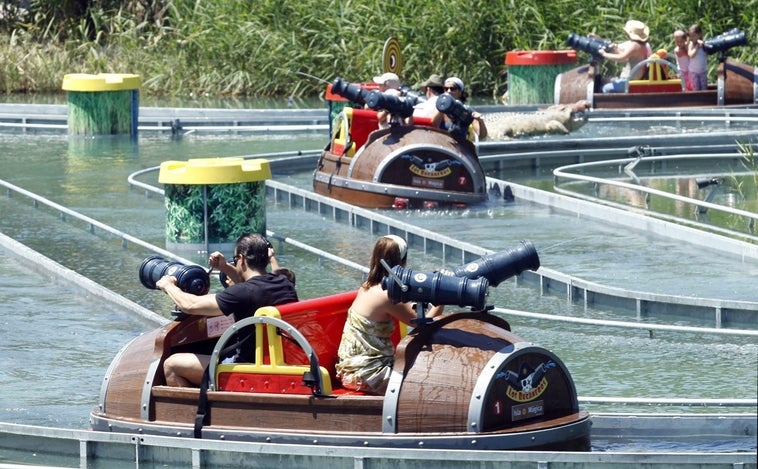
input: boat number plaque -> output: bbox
[511,400,545,422]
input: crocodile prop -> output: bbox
[483,100,590,140]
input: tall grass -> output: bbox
[1,0,756,98]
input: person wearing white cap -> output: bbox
[372,72,401,96]
[368,72,405,128]
[335,235,444,394]
[431,76,488,139]
[597,19,652,93]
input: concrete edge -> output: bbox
[0,232,167,327]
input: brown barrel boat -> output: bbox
[556,29,756,109]
[555,59,757,109]
[91,241,591,451]
[313,78,488,209]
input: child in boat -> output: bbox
[673,29,692,90]
[687,24,708,91]
[335,235,444,395]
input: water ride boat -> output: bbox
[556,29,757,109]
[313,78,488,209]
[91,241,591,451]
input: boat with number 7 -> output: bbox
[313,78,489,209]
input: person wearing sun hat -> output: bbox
[597,19,653,93]
[412,73,445,119]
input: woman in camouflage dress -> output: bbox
[335,235,444,394]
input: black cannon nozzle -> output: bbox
[365,90,418,118]
[380,240,541,310]
[566,32,612,60]
[330,77,369,106]
[453,240,540,287]
[703,28,747,55]
[139,255,210,296]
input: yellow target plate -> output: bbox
[382,37,403,76]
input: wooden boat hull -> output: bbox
[91,291,590,451]
[555,59,757,109]
[313,110,488,208]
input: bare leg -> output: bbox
[163,353,211,386]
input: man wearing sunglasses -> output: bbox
[157,232,298,386]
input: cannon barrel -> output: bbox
[382,240,540,308]
[139,255,210,295]
[704,28,747,55]
[435,93,475,139]
[365,90,418,118]
[330,77,369,106]
[566,32,612,60]
[452,239,540,287]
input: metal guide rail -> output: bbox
[265,177,758,332]
[5,168,758,333]
[0,419,754,469]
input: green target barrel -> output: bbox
[505,51,577,105]
[159,157,272,256]
[62,73,140,138]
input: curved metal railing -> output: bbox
[553,153,758,243]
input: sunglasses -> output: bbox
[444,86,459,92]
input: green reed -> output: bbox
[1,0,756,98]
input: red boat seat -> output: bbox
[628,78,684,94]
[345,108,379,155]
[412,115,435,127]
[215,308,334,395]
[215,291,404,393]
[329,107,379,158]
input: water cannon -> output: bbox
[381,240,541,311]
[436,93,474,139]
[452,240,540,287]
[365,90,418,119]
[382,266,490,310]
[330,77,369,106]
[399,84,426,103]
[566,33,613,61]
[696,177,721,189]
[703,28,747,57]
[139,255,210,295]
[695,177,723,215]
